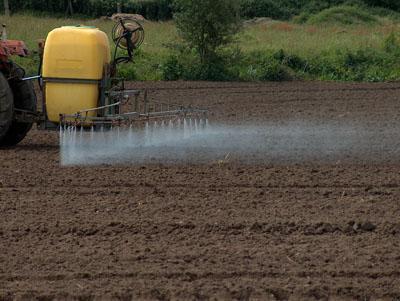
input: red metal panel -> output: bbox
[0,40,29,59]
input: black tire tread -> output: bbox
[1,78,37,146]
[0,72,13,144]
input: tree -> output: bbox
[66,0,74,16]
[362,0,400,10]
[173,0,241,65]
[4,0,10,17]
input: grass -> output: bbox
[239,21,392,57]
[2,13,400,81]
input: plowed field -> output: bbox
[1,82,400,300]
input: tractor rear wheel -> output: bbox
[0,72,14,145]
[0,78,37,146]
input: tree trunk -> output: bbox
[66,0,74,16]
[4,0,10,17]
[117,2,121,13]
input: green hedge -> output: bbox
[8,0,400,20]
[239,0,393,20]
[160,37,400,82]
[9,0,174,20]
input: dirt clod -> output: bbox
[360,221,377,232]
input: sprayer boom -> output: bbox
[60,89,208,129]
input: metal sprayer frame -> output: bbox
[15,18,208,131]
[59,83,208,128]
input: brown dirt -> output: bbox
[1,81,400,300]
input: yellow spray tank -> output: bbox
[42,26,111,123]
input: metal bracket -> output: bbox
[42,77,100,84]
[14,109,43,123]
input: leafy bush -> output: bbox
[362,0,400,11]
[161,47,242,81]
[241,50,296,81]
[259,60,292,81]
[161,38,400,82]
[307,5,380,25]
[383,32,400,54]
[168,0,241,80]
[303,43,400,82]
[161,55,185,80]
[174,0,241,64]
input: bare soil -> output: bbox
[1,81,400,300]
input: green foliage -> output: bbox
[161,47,242,81]
[303,41,400,82]
[238,50,296,81]
[239,0,400,21]
[161,55,183,80]
[307,5,380,25]
[239,0,400,22]
[240,0,302,20]
[8,0,400,21]
[259,60,292,81]
[9,0,174,20]
[362,0,400,11]
[383,32,400,53]
[116,48,165,81]
[174,0,241,64]
[117,63,137,80]
[168,0,241,80]
[161,37,400,82]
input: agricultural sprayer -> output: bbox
[0,18,208,147]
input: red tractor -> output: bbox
[0,27,37,147]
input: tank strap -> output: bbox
[42,77,100,84]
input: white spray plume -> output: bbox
[60,119,400,166]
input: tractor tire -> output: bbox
[1,76,37,147]
[0,72,14,145]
